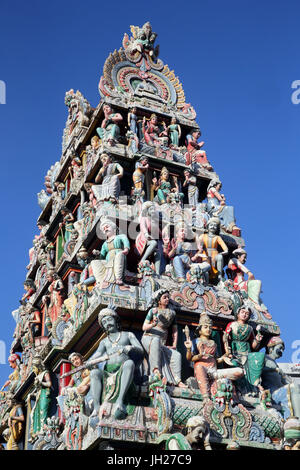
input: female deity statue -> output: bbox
[128,107,138,135]
[185,129,213,171]
[152,167,183,205]
[164,222,196,283]
[142,114,168,147]
[206,179,240,235]
[96,103,123,145]
[29,356,52,441]
[85,135,101,177]
[92,153,124,204]
[59,206,75,244]
[136,201,162,275]
[20,279,36,305]
[141,290,187,388]
[167,117,181,148]
[42,270,65,328]
[90,219,130,286]
[131,156,149,205]
[183,169,199,208]
[1,354,21,393]
[3,394,24,450]
[184,314,243,400]
[223,305,265,395]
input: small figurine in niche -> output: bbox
[167,117,181,148]
[85,135,101,176]
[183,168,199,208]
[131,156,149,204]
[136,202,163,275]
[89,307,144,420]
[192,217,228,283]
[184,314,243,400]
[152,166,183,205]
[127,106,138,135]
[59,206,75,244]
[142,113,168,147]
[90,219,130,286]
[96,103,123,145]
[69,155,84,181]
[92,153,124,204]
[142,289,187,388]
[42,269,65,327]
[206,179,240,235]
[185,129,213,171]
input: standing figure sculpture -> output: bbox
[152,167,183,205]
[60,207,75,244]
[184,314,243,400]
[3,394,24,450]
[136,202,162,275]
[42,270,65,328]
[90,219,130,286]
[92,153,124,204]
[142,290,187,388]
[96,103,123,145]
[1,354,21,394]
[29,356,52,441]
[167,117,181,148]
[131,156,149,205]
[183,169,199,208]
[89,307,144,420]
[192,217,228,283]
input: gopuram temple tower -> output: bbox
[0,22,299,451]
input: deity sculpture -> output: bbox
[1,354,21,394]
[84,182,98,208]
[185,129,213,171]
[51,182,65,216]
[89,307,144,420]
[2,394,24,450]
[92,153,124,204]
[96,103,123,145]
[20,279,36,305]
[27,220,49,270]
[136,202,162,275]
[59,206,75,244]
[141,290,187,388]
[183,169,199,208]
[152,167,183,205]
[206,179,240,235]
[131,156,149,205]
[192,217,228,282]
[29,356,52,441]
[167,117,181,148]
[142,114,168,147]
[90,219,130,286]
[227,247,267,313]
[85,135,101,176]
[184,314,243,400]
[128,106,138,135]
[223,304,265,396]
[261,337,300,419]
[42,270,65,328]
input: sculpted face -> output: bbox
[237,308,250,323]
[102,223,116,239]
[101,315,117,333]
[272,343,285,359]
[71,355,83,367]
[158,292,170,308]
[208,220,219,234]
[200,324,212,338]
[239,253,247,264]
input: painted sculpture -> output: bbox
[29,356,52,441]
[92,153,123,204]
[96,103,123,145]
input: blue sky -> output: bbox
[0,0,299,385]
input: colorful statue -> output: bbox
[262,337,300,419]
[142,114,168,147]
[136,202,162,275]
[206,179,240,235]
[192,217,228,282]
[128,106,138,135]
[223,305,265,395]
[20,279,36,305]
[1,354,21,394]
[92,153,124,204]
[90,219,130,286]
[89,307,144,419]
[227,247,268,312]
[167,117,181,148]
[152,167,183,205]
[85,135,101,176]
[42,270,65,328]
[131,156,149,204]
[3,394,24,450]
[96,103,123,145]
[142,289,187,388]
[185,129,213,171]
[184,314,243,400]
[183,169,199,208]
[29,356,52,441]
[59,206,75,244]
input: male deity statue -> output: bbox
[89,307,144,420]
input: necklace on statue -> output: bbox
[107,332,121,345]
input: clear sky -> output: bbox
[0,0,299,385]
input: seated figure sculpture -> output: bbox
[89,307,144,420]
[206,179,240,235]
[92,153,124,205]
[142,289,187,388]
[96,103,123,145]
